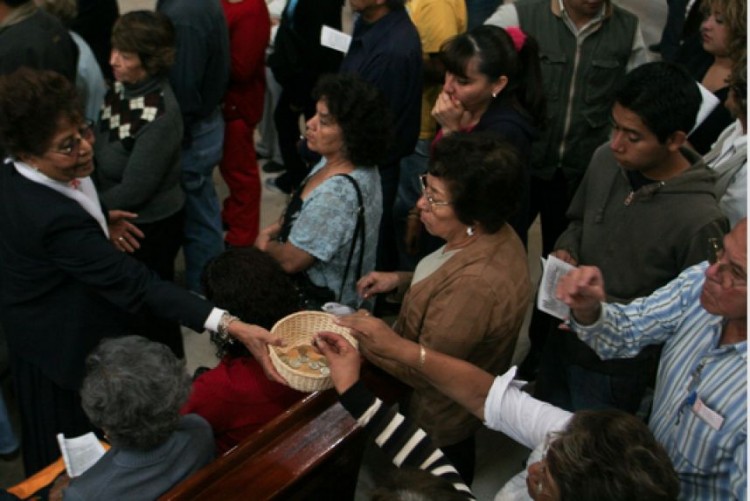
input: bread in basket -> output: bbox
[269,311,358,392]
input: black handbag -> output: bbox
[291,174,366,311]
[292,272,336,311]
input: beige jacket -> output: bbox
[375,225,531,446]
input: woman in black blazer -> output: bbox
[0,68,282,475]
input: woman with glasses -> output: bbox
[93,11,185,356]
[356,132,531,483]
[0,67,279,475]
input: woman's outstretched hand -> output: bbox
[313,331,361,394]
[334,314,406,362]
[357,271,402,299]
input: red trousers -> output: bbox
[220,118,261,246]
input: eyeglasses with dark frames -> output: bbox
[52,120,95,157]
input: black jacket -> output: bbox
[0,163,212,389]
[267,0,344,106]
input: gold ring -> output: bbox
[118,237,124,241]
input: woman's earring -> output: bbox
[466,226,475,236]
[491,91,498,98]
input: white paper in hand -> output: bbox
[320,25,352,54]
[57,432,106,478]
[537,255,576,320]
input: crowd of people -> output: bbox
[0,0,746,499]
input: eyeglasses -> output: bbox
[707,237,747,288]
[52,120,95,157]
[419,174,451,210]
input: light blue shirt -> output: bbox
[571,262,747,500]
[289,160,382,308]
[70,31,106,122]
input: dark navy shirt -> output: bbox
[339,8,423,166]
[157,0,230,132]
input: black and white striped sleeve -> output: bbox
[339,381,476,500]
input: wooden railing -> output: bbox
[160,366,406,501]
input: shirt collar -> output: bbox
[13,159,76,190]
[556,0,607,34]
[352,8,402,47]
[727,119,747,150]
[12,160,109,237]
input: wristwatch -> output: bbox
[216,312,239,344]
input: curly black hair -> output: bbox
[312,73,394,166]
[0,68,82,157]
[201,247,299,358]
[428,132,522,234]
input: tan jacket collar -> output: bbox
[408,225,519,295]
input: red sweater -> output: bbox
[181,356,304,454]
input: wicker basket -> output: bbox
[269,311,358,392]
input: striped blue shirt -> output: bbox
[571,262,747,500]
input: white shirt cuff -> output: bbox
[204,307,227,332]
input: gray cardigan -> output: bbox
[63,414,214,500]
[94,77,184,223]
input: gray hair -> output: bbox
[81,336,191,450]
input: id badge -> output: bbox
[692,397,725,430]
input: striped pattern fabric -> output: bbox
[339,381,475,499]
[572,262,747,500]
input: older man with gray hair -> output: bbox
[557,218,747,499]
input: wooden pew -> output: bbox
[160,366,406,501]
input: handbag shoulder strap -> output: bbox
[335,174,366,302]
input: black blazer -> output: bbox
[267,0,343,104]
[0,163,212,389]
